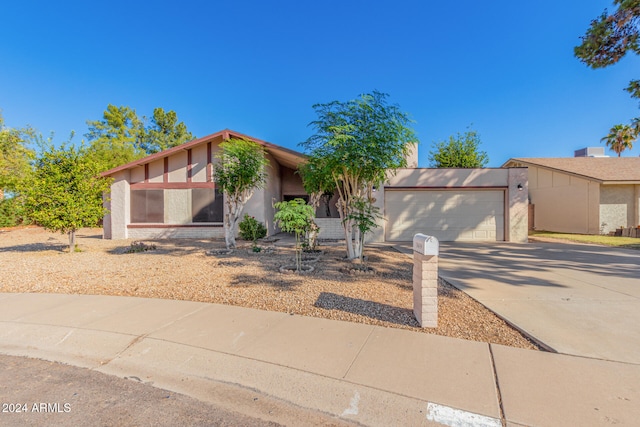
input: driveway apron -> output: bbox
[436,241,640,364]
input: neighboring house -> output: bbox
[503,156,640,235]
[102,129,528,243]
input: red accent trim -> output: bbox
[206,142,212,182]
[144,164,149,183]
[128,223,223,229]
[101,128,307,177]
[163,157,169,183]
[130,182,215,189]
[187,149,193,183]
[384,186,508,190]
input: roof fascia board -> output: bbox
[503,159,605,184]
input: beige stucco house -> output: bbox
[102,129,528,243]
[503,157,640,234]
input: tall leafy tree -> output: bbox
[139,107,195,154]
[302,91,417,260]
[22,142,112,252]
[85,104,145,171]
[0,112,35,200]
[428,129,489,168]
[575,0,640,100]
[601,123,636,156]
[213,138,268,249]
[85,105,195,171]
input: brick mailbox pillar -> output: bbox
[413,234,439,328]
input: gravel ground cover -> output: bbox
[0,227,540,350]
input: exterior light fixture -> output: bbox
[517,184,523,191]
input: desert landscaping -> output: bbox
[0,226,540,350]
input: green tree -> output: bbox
[22,143,112,252]
[85,104,145,171]
[85,105,195,171]
[601,123,636,156]
[139,107,195,154]
[428,129,489,168]
[0,112,35,200]
[274,198,315,272]
[302,91,417,260]
[213,138,268,249]
[575,0,640,100]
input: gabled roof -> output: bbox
[503,157,640,184]
[101,129,307,176]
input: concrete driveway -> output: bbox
[432,240,640,364]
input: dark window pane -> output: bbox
[131,190,164,223]
[192,188,223,222]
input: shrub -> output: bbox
[0,196,29,228]
[238,214,267,244]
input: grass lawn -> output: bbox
[530,231,640,250]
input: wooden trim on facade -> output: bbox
[163,157,169,183]
[206,142,212,182]
[144,164,149,183]
[130,182,215,190]
[384,186,508,191]
[187,149,193,183]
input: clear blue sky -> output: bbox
[2,0,639,167]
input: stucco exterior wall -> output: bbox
[600,184,636,233]
[164,189,192,224]
[148,159,164,183]
[383,167,525,243]
[241,153,282,237]
[168,151,188,182]
[281,167,305,196]
[107,170,131,239]
[508,168,529,243]
[388,168,509,187]
[528,166,600,234]
[191,144,208,182]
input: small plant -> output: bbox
[345,197,382,264]
[238,214,267,250]
[274,198,315,272]
[125,241,157,253]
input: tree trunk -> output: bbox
[0,188,4,200]
[224,214,236,249]
[68,230,76,253]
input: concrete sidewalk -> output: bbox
[0,293,638,426]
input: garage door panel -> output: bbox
[385,190,504,242]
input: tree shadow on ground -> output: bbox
[0,241,67,253]
[229,273,303,290]
[314,292,418,327]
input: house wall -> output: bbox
[508,168,529,243]
[600,184,636,233]
[380,168,527,243]
[106,170,131,239]
[281,167,306,196]
[528,166,600,234]
[164,189,192,224]
[243,153,282,236]
[168,151,188,182]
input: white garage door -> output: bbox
[385,190,505,242]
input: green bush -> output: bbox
[238,214,267,243]
[0,196,28,228]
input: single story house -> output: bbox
[503,156,640,234]
[102,129,528,243]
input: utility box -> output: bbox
[413,234,439,328]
